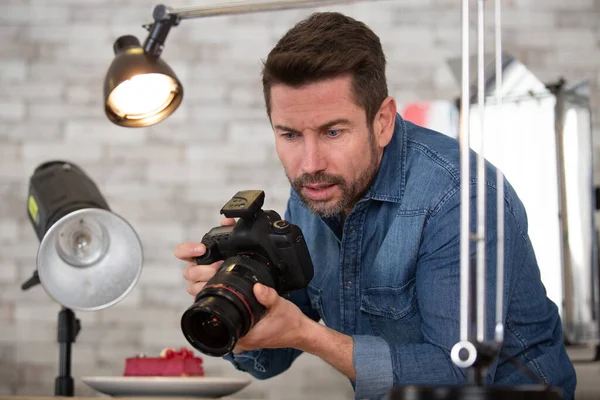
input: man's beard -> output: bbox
[288,136,380,218]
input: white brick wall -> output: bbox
[1,0,599,398]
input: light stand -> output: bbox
[20,285,82,397]
[23,161,143,396]
[56,308,81,396]
[391,1,561,398]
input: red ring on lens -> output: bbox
[204,284,255,328]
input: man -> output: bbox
[175,12,576,400]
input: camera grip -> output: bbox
[195,225,233,265]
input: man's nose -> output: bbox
[301,138,326,174]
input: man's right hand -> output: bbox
[175,217,236,297]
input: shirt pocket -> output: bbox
[306,283,327,326]
[360,278,422,342]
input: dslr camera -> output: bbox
[181,190,314,356]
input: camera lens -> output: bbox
[193,313,228,348]
[182,294,243,356]
[181,255,276,357]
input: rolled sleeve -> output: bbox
[353,335,394,400]
[224,349,266,372]
[223,347,304,380]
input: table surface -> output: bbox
[0,397,261,400]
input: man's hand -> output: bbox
[235,283,309,352]
[237,283,356,382]
[176,217,236,296]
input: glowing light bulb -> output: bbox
[107,73,178,120]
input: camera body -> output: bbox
[196,190,313,293]
[181,190,314,356]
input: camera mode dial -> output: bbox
[272,220,290,234]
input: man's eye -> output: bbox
[282,132,298,140]
[327,129,341,137]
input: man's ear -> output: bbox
[373,97,397,148]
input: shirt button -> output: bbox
[345,281,352,289]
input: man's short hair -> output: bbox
[262,12,388,125]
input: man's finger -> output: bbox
[183,262,222,282]
[253,283,278,308]
[220,217,237,227]
[187,281,206,296]
[174,242,206,261]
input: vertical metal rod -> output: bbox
[58,342,72,377]
[476,0,487,344]
[459,0,471,343]
[554,83,574,330]
[494,0,505,344]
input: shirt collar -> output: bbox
[364,113,407,204]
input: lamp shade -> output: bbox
[27,161,143,311]
[103,35,183,127]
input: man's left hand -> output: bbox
[234,282,356,381]
[234,283,309,353]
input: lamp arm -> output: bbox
[142,0,370,57]
[155,0,364,21]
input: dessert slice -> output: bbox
[124,347,205,377]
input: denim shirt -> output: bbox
[225,114,576,400]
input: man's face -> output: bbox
[270,75,384,217]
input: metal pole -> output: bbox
[554,82,574,332]
[459,0,471,343]
[55,308,80,396]
[166,0,365,19]
[494,0,505,344]
[476,0,487,344]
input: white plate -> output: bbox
[81,376,252,398]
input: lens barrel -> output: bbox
[181,254,276,356]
